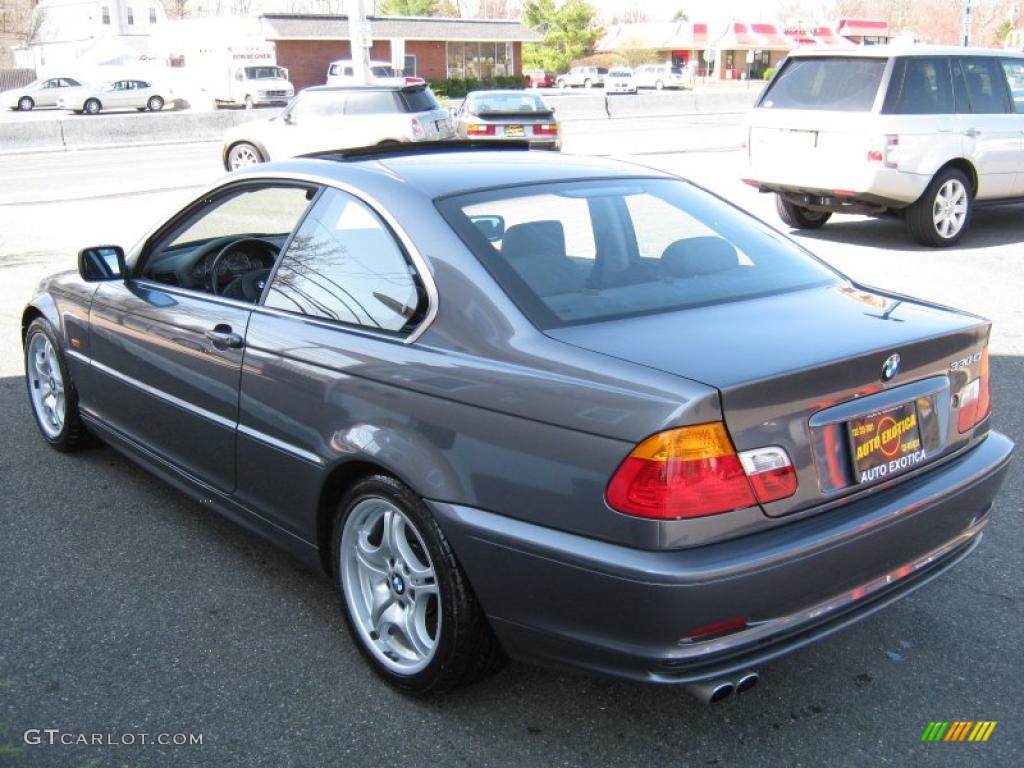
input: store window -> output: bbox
[446,41,513,79]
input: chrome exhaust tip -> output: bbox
[735,671,760,694]
[685,680,734,704]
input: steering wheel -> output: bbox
[206,237,278,296]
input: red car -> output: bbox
[526,69,556,88]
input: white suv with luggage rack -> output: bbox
[743,46,1024,246]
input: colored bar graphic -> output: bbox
[922,721,996,742]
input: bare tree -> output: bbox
[162,0,191,20]
[621,4,647,24]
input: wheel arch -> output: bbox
[222,138,269,170]
[21,297,61,345]
[933,158,978,198]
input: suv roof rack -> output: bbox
[302,140,532,162]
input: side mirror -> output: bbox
[470,215,505,242]
[282,111,295,124]
[78,245,125,282]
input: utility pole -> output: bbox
[348,0,371,85]
[961,0,972,47]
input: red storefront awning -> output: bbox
[751,23,790,47]
[836,18,890,37]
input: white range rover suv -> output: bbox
[743,46,1024,246]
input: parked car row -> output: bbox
[223,83,562,172]
[527,64,692,93]
[3,76,168,114]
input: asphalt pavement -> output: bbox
[0,127,1021,767]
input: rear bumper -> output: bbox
[430,431,1013,684]
[746,167,930,209]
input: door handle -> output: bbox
[964,128,982,138]
[204,324,243,349]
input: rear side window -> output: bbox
[438,179,837,329]
[264,188,423,333]
[960,57,1010,113]
[1000,58,1024,113]
[399,87,440,112]
[345,91,400,115]
[883,57,953,114]
[760,57,886,111]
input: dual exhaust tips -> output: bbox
[685,671,760,704]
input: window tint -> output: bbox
[264,189,422,333]
[439,179,836,329]
[1001,58,1024,113]
[961,57,1009,113]
[399,87,440,112]
[169,187,312,248]
[761,57,886,111]
[890,57,953,114]
[345,91,400,114]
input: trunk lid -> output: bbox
[546,283,990,517]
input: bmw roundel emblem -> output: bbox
[881,353,901,382]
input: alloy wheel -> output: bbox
[27,333,65,439]
[228,144,261,170]
[340,497,440,675]
[932,178,968,239]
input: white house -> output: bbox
[23,0,167,74]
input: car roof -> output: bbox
[466,89,541,97]
[245,145,671,199]
[302,84,410,93]
[788,43,1024,58]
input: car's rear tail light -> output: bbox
[410,117,424,139]
[740,178,759,187]
[532,123,559,135]
[832,189,857,197]
[467,124,496,136]
[404,76,424,84]
[884,134,900,168]
[957,348,991,433]
[737,447,797,503]
[606,423,756,519]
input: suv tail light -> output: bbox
[606,423,797,519]
[410,117,424,139]
[957,348,991,432]
[869,135,899,167]
[467,124,495,136]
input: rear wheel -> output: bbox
[906,167,972,247]
[24,318,87,452]
[583,78,592,88]
[557,79,566,89]
[18,96,34,111]
[147,95,164,112]
[84,98,101,115]
[655,80,664,90]
[333,475,504,696]
[244,94,254,110]
[226,141,264,171]
[776,195,832,229]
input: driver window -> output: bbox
[142,184,315,299]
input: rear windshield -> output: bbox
[468,92,549,114]
[761,56,887,111]
[438,178,838,329]
[399,87,440,112]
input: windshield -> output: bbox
[371,65,398,78]
[245,66,286,80]
[760,56,887,111]
[438,178,838,328]
[468,92,549,114]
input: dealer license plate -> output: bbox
[503,125,525,138]
[848,401,927,484]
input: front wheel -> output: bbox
[557,79,566,89]
[906,168,972,247]
[24,318,87,451]
[226,141,264,171]
[84,98,101,115]
[18,96,34,111]
[147,95,164,112]
[776,195,832,229]
[334,475,504,696]
[244,95,254,110]
[655,80,664,90]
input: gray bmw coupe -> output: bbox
[22,143,1013,700]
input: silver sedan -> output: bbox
[452,90,560,149]
[58,79,166,115]
[2,77,84,111]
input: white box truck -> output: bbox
[199,40,294,108]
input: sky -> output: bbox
[572,0,796,24]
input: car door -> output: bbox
[36,79,60,107]
[954,56,1020,199]
[134,80,153,107]
[104,80,130,108]
[274,93,348,159]
[86,181,317,492]
[998,57,1024,194]
[233,186,428,537]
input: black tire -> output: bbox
[776,195,832,229]
[332,474,505,697]
[225,141,265,171]
[147,95,164,112]
[906,167,973,247]
[583,78,592,88]
[18,96,34,111]
[84,98,101,115]
[244,95,254,110]
[24,318,88,452]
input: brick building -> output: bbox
[261,14,540,91]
